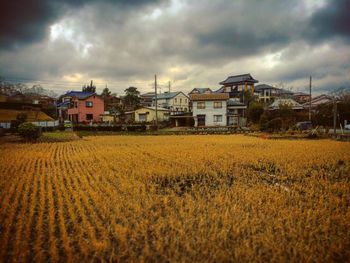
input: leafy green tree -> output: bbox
[11,112,27,132]
[18,122,41,141]
[267,118,283,132]
[242,90,256,105]
[248,102,264,123]
[82,80,96,93]
[101,87,112,97]
[259,113,269,131]
[123,87,140,110]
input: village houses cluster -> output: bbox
[0,73,336,129]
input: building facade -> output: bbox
[190,93,229,127]
[62,91,104,123]
[216,73,258,101]
[134,107,170,122]
[153,91,189,114]
[140,92,155,107]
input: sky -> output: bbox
[1,0,349,96]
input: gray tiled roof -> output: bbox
[254,84,278,91]
[156,92,182,99]
[219,74,258,85]
[63,91,95,99]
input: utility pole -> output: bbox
[333,98,337,138]
[155,75,158,130]
[168,81,171,93]
[309,76,312,121]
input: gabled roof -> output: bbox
[269,98,303,110]
[141,92,155,97]
[302,94,332,106]
[254,84,279,92]
[155,91,188,100]
[62,91,96,99]
[219,73,258,85]
[227,99,245,106]
[279,89,294,95]
[0,109,54,122]
[188,88,212,94]
[293,92,309,96]
[190,93,229,101]
[57,101,70,107]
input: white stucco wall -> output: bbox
[155,93,189,112]
[192,100,227,126]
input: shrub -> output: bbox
[18,122,42,141]
[0,127,5,137]
[248,102,264,123]
[58,123,65,131]
[267,118,283,132]
[41,127,56,132]
[259,114,269,131]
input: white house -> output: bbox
[153,91,189,113]
[190,93,229,127]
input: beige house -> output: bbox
[135,107,170,122]
[153,91,189,113]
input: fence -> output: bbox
[0,120,59,129]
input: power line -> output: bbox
[2,76,169,86]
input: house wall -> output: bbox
[135,108,169,122]
[170,93,189,112]
[67,95,104,123]
[155,93,189,112]
[192,100,227,126]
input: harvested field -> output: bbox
[0,135,349,262]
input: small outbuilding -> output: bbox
[134,107,170,123]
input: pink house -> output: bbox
[64,91,104,123]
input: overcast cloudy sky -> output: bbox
[1,0,349,95]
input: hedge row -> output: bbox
[73,125,147,132]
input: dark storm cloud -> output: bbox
[0,0,164,50]
[308,0,350,42]
[154,0,305,65]
[0,0,349,94]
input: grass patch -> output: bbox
[39,131,80,142]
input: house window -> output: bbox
[185,99,187,103]
[74,102,78,108]
[214,115,223,122]
[86,114,93,120]
[197,101,205,109]
[213,101,222,108]
[86,101,93,107]
[180,98,182,104]
[139,113,147,122]
[175,98,177,103]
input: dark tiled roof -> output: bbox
[57,101,70,107]
[189,88,212,94]
[141,92,155,97]
[190,93,229,101]
[156,92,182,99]
[219,74,258,85]
[254,84,278,91]
[227,99,245,106]
[63,91,95,99]
[279,89,294,95]
[293,92,309,96]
